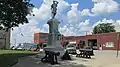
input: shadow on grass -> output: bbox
[0,53,38,67]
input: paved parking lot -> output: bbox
[72,50,120,67]
[13,50,120,67]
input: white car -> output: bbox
[66,44,76,54]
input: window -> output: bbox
[106,42,114,47]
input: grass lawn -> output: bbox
[0,50,39,67]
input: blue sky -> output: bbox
[11,0,120,44]
[29,0,120,32]
[30,0,120,21]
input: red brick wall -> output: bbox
[98,33,117,50]
[62,32,120,50]
[34,32,120,50]
[86,32,120,50]
[34,33,40,44]
[34,33,48,44]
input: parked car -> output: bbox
[83,46,94,56]
[92,46,99,50]
[66,44,76,54]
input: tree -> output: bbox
[0,0,34,31]
[92,23,116,34]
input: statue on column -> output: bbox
[51,0,60,40]
[51,1,59,19]
[41,1,71,65]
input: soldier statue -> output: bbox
[51,1,59,18]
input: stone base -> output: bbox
[44,47,65,60]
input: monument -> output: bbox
[45,0,62,50]
[41,1,71,65]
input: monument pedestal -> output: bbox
[43,18,65,62]
[44,41,65,60]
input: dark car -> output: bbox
[83,46,94,56]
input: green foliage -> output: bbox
[92,23,116,34]
[0,0,34,31]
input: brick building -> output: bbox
[34,32,120,50]
[34,32,48,44]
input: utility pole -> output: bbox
[117,32,120,57]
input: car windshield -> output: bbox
[67,44,76,48]
[68,45,74,47]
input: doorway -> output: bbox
[88,39,98,50]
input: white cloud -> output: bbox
[59,19,92,36]
[80,0,120,16]
[91,0,119,15]
[114,20,120,32]
[11,19,48,45]
[31,4,51,21]
[43,24,49,29]
[67,3,81,24]
[77,19,92,34]
[11,0,70,45]
[81,9,94,16]
[71,3,79,10]
[59,25,77,36]
[78,19,89,27]
[65,3,92,36]
[59,0,120,36]
[31,0,70,21]
[92,18,120,32]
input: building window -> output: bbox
[106,42,114,47]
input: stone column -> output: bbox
[47,18,60,48]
